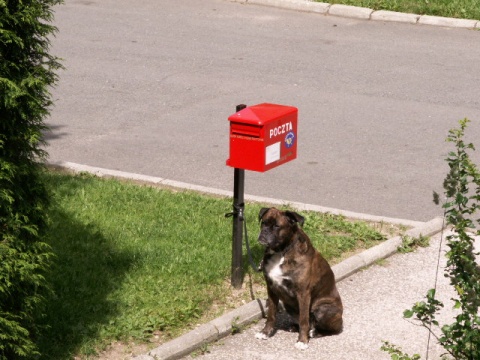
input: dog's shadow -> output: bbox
[273,309,298,334]
[271,307,342,339]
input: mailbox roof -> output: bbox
[228,103,297,126]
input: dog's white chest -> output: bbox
[264,253,290,288]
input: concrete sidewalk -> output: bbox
[168,229,477,360]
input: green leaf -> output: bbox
[427,288,436,299]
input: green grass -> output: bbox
[38,171,387,359]
[397,234,430,253]
[321,0,480,20]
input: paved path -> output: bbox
[47,0,480,222]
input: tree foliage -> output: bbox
[435,118,480,359]
[0,0,62,358]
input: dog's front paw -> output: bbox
[255,332,269,340]
[294,341,309,350]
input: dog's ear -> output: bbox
[285,211,305,227]
[258,207,270,221]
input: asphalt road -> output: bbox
[46,0,480,222]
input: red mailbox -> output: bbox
[226,103,298,172]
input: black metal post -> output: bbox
[231,104,247,289]
[231,168,245,289]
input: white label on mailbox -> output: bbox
[266,142,281,165]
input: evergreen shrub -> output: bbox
[0,0,62,358]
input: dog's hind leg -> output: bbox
[311,298,343,336]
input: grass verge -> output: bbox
[321,0,480,20]
[38,170,393,359]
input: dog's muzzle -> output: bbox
[258,233,269,246]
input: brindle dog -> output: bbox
[255,207,343,350]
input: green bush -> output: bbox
[0,1,62,358]
[382,119,480,360]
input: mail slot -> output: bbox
[226,103,298,172]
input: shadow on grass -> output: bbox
[242,241,264,271]
[38,207,135,359]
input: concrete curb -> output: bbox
[46,161,445,359]
[371,10,419,24]
[328,4,372,20]
[230,0,480,29]
[331,216,444,281]
[146,300,268,360]
[418,15,478,29]
[246,0,330,14]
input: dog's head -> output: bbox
[257,207,305,251]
